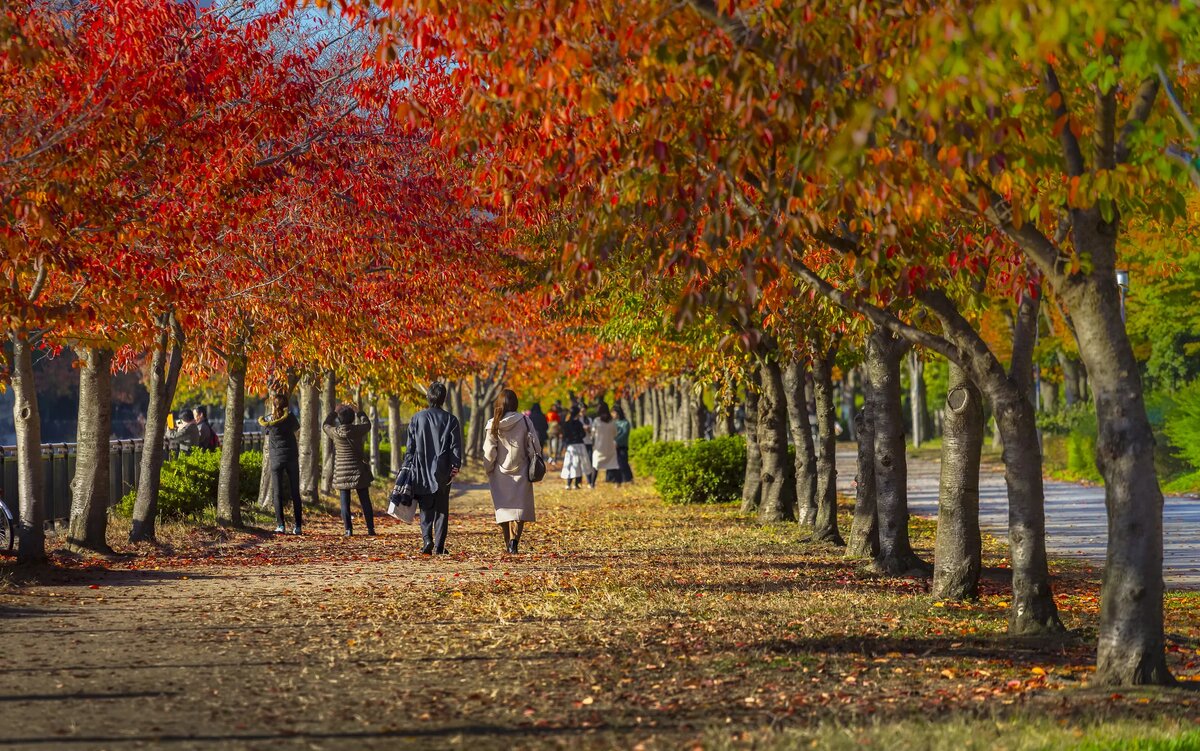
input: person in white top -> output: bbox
[590,402,620,487]
[482,388,540,554]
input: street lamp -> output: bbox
[1116,269,1130,322]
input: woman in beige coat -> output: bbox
[483,388,541,554]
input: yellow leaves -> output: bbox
[1031,666,1047,676]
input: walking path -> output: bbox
[835,449,1200,589]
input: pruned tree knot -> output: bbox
[947,386,971,413]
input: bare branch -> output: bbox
[1116,76,1159,164]
[1044,64,1086,177]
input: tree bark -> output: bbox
[784,361,817,527]
[756,355,795,522]
[907,351,929,447]
[740,369,762,513]
[368,394,381,478]
[1055,229,1171,684]
[388,395,402,477]
[215,346,246,528]
[868,328,925,573]
[1058,351,1082,407]
[635,391,646,428]
[932,364,983,600]
[67,346,114,554]
[691,384,707,440]
[298,375,320,505]
[812,343,844,545]
[10,331,45,561]
[846,370,879,559]
[130,312,184,543]
[841,367,858,442]
[320,370,336,495]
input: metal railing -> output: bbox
[1,432,265,526]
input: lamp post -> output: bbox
[1116,269,1130,323]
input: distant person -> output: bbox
[528,402,549,446]
[559,407,592,490]
[590,403,619,488]
[193,406,219,451]
[612,405,635,485]
[546,401,563,465]
[482,389,540,554]
[259,393,302,534]
[405,383,463,554]
[167,409,200,454]
[323,405,375,537]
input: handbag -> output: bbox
[389,457,416,509]
[523,415,547,483]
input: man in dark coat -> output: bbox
[405,383,462,554]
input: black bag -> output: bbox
[390,458,416,508]
[524,415,547,483]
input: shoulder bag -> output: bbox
[523,415,547,483]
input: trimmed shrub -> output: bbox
[631,439,684,478]
[628,425,652,457]
[653,436,747,505]
[117,449,264,521]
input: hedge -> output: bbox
[116,449,264,521]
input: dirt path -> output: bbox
[2,479,1198,750]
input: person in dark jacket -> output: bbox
[323,405,375,536]
[527,402,549,446]
[193,406,218,450]
[259,393,302,534]
[405,383,462,554]
[168,409,200,454]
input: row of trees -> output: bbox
[3,1,603,557]
[356,0,1199,687]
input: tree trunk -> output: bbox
[691,385,707,440]
[215,347,246,528]
[846,370,879,559]
[841,367,857,442]
[67,346,114,554]
[740,370,763,513]
[320,370,336,495]
[635,391,646,428]
[907,351,929,448]
[10,331,45,561]
[258,434,274,509]
[756,356,795,523]
[298,375,320,506]
[868,328,924,573]
[368,394,381,478]
[388,395,402,477]
[130,312,184,543]
[678,379,693,440]
[932,363,983,600]
[812,344,844,545]
[784,361,817,527]
[1040,379,1059,414]
[1059,351,1082,407]
[1062,244,1171,684]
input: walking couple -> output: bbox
[399,383,542,555]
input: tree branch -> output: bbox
[1044,63,1086,178]
[1095,87,1117,171]
[1116,76,1159,164]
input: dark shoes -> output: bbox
[344,530,353,537]
[292,526,302,536]
[506,539,521,554]
[420,543,434,554]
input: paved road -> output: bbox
[835,450,1200,590]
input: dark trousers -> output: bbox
[272,459,303,529]
[340,487,375,533]
[416,485,451,552]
